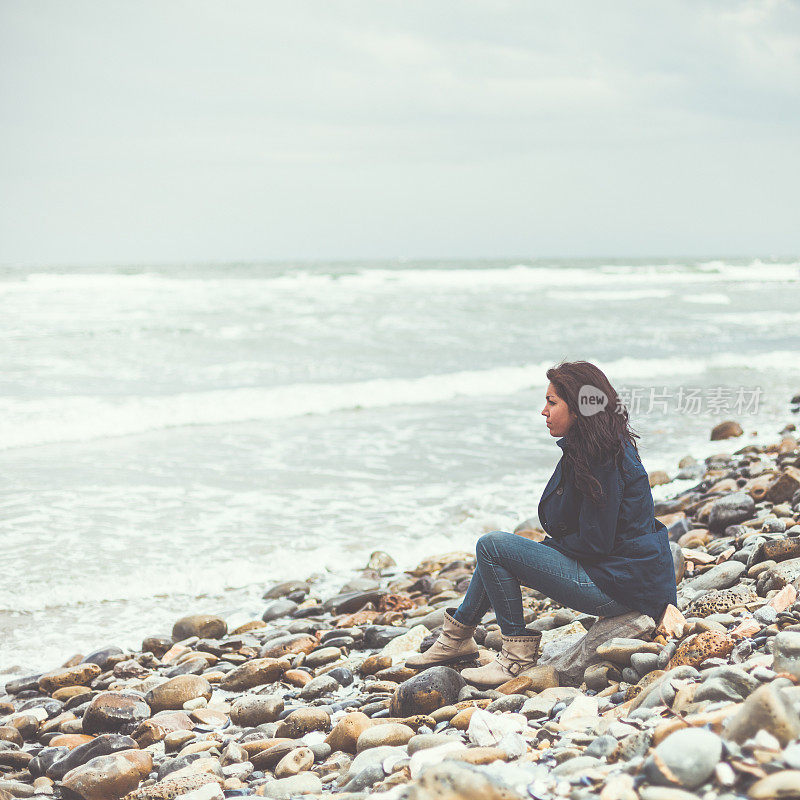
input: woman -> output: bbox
[406,360,678,687]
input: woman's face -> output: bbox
[541,382,577,437]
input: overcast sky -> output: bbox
[1,0,799,265]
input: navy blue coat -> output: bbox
[537,436,677,622]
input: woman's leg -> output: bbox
[472,531,528,635]
[473,530,635,635]
[452,564,492,626]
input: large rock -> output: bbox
[595,638,659,665]
[693,665,758,704]
[144,675,211,713]
[46,734,138,781]
[260,634,318,659]
[667,631,735,669]
[60,749,152,800]
[122,775,223,799]
[515,664,559,692]
[404,760,526,800]
[30,746,70,779]
[773,631,800,679]
[520,686,580,720]
[584,661,622,690]
[274,748,314,778]
[141,636,173,658]
[229,695,284,727]
[760,536,800,564]
[683,561,745,592]
[263,580,310,600]
[711,421,742,440]
[748,770,800,800]
[759,558,800,593]
[367,551,396,570]
[764,466,800,504]
[538,611,655,687]
[260,773,322,799]
[171,615,227,641]
[724,682,800,746]
[342,745,407,783]
[357,723,415,751]
[49,734,94,749]
[299,674,339,699]
[262,599,299,621]
[0,749,33,769]
[390,667,465,717]
[38,664,102,694]
[407,733,454,756]
[325,712,375,754]
[4,673,43,694]
[81,647,125,671]
[131,710,193,748]
[539,619,587,648]
[219,658,286,691]
[643,728,722,789]
[364,625,410,648]
[275,708,331,738]
[82,692,151,734]
[304,647,342,668]
[380,625,430,659]
[707,492,755,532]
[627,665,699,712]
[322,590,384,614]
[684,586,757,617]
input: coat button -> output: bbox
[558,522,567,531]
[556,487,563,495]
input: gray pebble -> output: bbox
[584,734,617,759]
[643,728,722,789]
[630,652,660,677]
[486,694,527,714]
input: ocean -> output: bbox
[1,257,798,673]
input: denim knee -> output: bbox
[476,530,510,561]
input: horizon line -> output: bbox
[1,253,798,271]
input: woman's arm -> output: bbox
[547,457,623,561]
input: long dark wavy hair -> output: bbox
[546,360,640,505]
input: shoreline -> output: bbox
[2,417,800,799]
[1,423,789,679]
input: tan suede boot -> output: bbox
[405,608,480,669]
[460,632,542,687]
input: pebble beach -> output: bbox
[3,412,800,800]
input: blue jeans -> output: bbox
[453,530,635,636]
